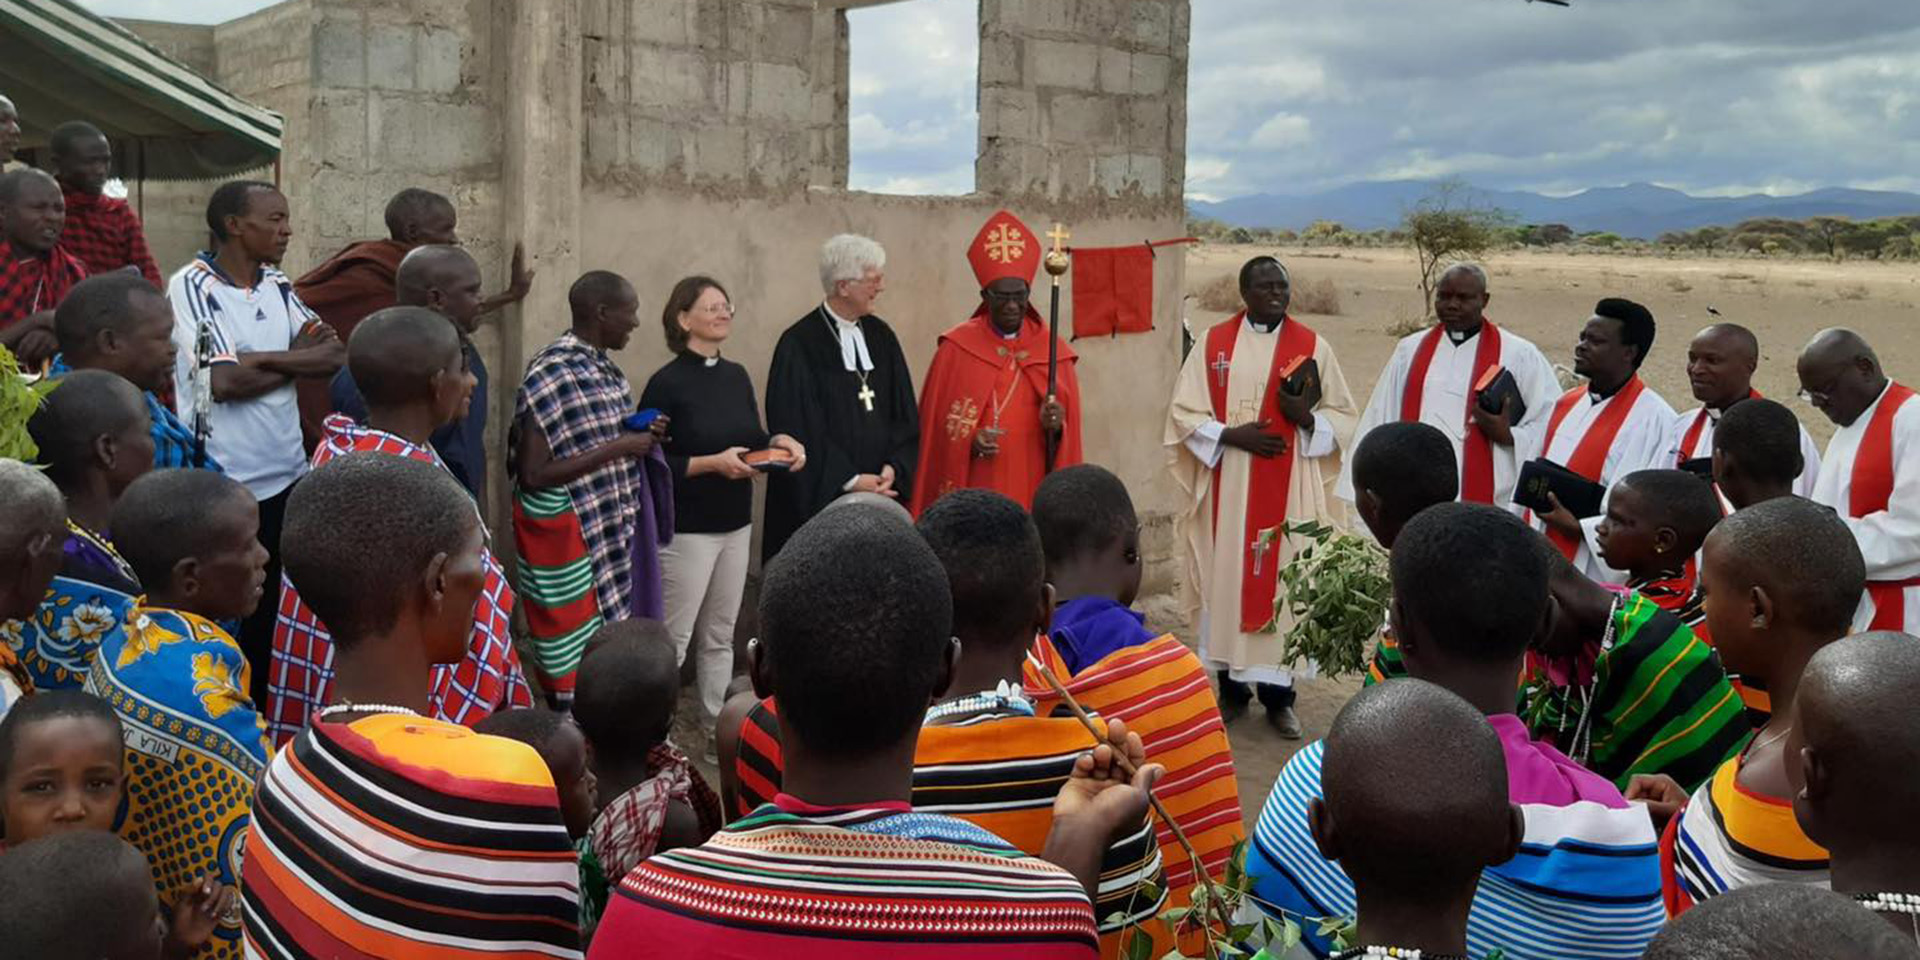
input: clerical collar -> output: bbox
[1446,323,1482,345]
[1245,314,1285,334]
[820,302,873,373]
[1588,377,1630,403]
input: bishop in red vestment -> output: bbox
[910,210,1082,514]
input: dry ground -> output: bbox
[676,245,1920,827]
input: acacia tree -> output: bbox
[1403,180,1510,316]
[1808,216,1852,261]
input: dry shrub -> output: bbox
[1665,276,1694,293]
[1794,279,1817,288]
[1294,277,1343,316]
[1193,273,1242,312]
[1718,272,1756,281]
[1191,273,1342,315]
[1385,304,1429,337]
[1835,283,1870,301]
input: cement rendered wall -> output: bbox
[120,0,1196,615]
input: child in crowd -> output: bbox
[569,622,722,940]
[0,690,229,959]
[0,831,169,960]
[1307,680,1521,960]
[240,453,581,958]
[17,370,149,689]
[472,707,606,941]
[594,503,1155,959]
[1791,630,1920,937]
[1028,465,1243,931]
[1641,883,1919,959]
[90,468,269,960]
[1250,503,1664,960]
[1595,468,1722,622]
[1344,421,1457,685]
[1712,397,1807,512]
[1630,496,1866,913]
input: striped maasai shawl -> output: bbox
[513,485,601,693]
[1662,753,1829,915]
[1023,630,1243,941]
[87,604,271,960]
[1249,725,1665,960]
[241,713,582,959]
[265,416,531,744]
[513,332,671,626]
[1523,591,1751,792]
[1628,567,1702,624]
[731,700,1167,959]
[591,797,1099,959]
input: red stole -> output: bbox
[1402,320,1503,503]
[1848,382,1918,630]
[1677,389,1763,462]
[1205,313,1318,632]
[1540,376,1648,559]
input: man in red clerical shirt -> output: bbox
[910,209,1081,515]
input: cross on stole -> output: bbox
[1250,527,1278,575]
[1210,351,1232,387]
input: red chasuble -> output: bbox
[1540,376,1647,559]
[1402,320,1503,503]
[909,309,1082,514]
[1206,313,1317,632]
[1849,382,1918,630]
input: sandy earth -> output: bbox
[675,245,1920,827]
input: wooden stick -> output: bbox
[1032,659,1240,950]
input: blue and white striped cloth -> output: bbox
[1248,739,1666,960]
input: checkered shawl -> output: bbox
[48,355,217,470]
[264,415,532,746]
[59,188,162,289]
[515,332,647,618]
[588,743,724,882]
[0,242,87,327]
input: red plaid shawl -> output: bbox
[0,242,86,328]
[264,415,532,745]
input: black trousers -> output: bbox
[1217,671,1297,711]
[238,482,294,708]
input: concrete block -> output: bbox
[1097,48,1130,95]
[748,62,811,123]
[584,109,626,171]
[1095,152,1165,197]
[1072,1,1122,39]
[418,27,464,94]
[627,0,691,46]
[979,35,1021,86]
[992,0,1072,35]
[1130,1,1174,50]
[692,124,750,182]
[369,96,497,173]
[976,136,1049,197]
[748,128,808,187]
[1130,52,1171,96]
[366,25,417,91]
[692,0,744,56]
[628,115,683,176]
[1044,93,1119,143]
[309,89,368,170]
[631,46,711,112]
[1052,146,1095,198]
[754,3,814,67]
[312,15,365,88]
[979,86,1038,141]
[304,168,370,240]
[1028,38,1099,91]
[1125,98,1171,149]
[720,61,750,117]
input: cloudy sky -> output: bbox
[78,0,1920,200]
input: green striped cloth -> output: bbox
[1524,591,1752,792]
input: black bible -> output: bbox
[1677,457,1716,480]
[1280,355,1319,398]
[1474,366,1527,422]
[1513,458,1607,519]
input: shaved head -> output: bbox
[1314,679,1516,905]
[1797,328,1886,427]
[1794,631,1920,859]
[347,306,463,409]
[395,244,479,304]
[1695,323,1758,362]
[1708,497,1865,636]
[827,489,912,522]
[1642,883,1918,959]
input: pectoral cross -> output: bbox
[1250,527,1278,575]
[858,382,876,412]
[1211,351,1232,387]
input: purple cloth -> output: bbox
[1488,713,1630,808]
[1049,595,1157,675]
[626,446,674,619]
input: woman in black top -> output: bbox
[639,277,805,758]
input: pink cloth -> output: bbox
[1489,713,1631,808]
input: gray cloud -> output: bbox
[1190,0,1920,199]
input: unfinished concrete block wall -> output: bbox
[977,0,1188,206]
[581,0,819,191]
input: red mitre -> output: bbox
[967,209,1041,289]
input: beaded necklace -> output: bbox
[1332,947,1469,960]
[1855,892,1920,945]
[924,679,1035,724]
[67,518,137,586]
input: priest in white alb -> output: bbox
[1167,256,1357,740]
[1338,263,1558,522]
[1798,328,1920,633]
[1529,298,1675,583]
[1664,321,1820,504]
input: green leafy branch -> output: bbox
[0,346,48,462]
[1114,839,1354,960]
[1276,520,1391,678]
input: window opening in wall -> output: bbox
[846,0,978,195]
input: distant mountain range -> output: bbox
[1188,181,1920,240]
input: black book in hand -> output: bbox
[1280,355,1319,397]
[1677,457,1716,480]
[1474,366,1527,421]
[1513,458,1606,518]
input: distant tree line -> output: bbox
[1189,213,1920,261]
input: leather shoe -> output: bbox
[1219,697,1249,725]
[1267,705,1303,740]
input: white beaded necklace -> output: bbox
[1334,947,1467,960]
[314,702,420,721]
[1856,892,1920,945]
